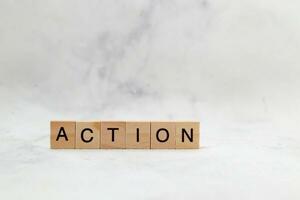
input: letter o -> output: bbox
[156,128,169,142]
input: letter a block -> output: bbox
[101,121,126,149]
[50,121,76,149]
[126,122,150,149]
[76,122,101,149]
[175,122,200,149]
[151,122,175,149]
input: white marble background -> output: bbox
[0,0,299,199]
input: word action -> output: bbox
[50,121,200,149]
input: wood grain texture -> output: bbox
[150,122,176,149]
[175,122,200,149]
[100,121,126,149]
[76,121,101,149]
[50,121,76,149]
[126,122,150,149]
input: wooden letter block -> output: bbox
[126,122,150,149]
[101,121,126,149]
[76,122,101,149]
[50,121,75,149]
[151,122,175,149]
[175,122,200,149]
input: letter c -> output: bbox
[81,128,94,143]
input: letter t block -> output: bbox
[100,121,126,149]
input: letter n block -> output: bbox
[126,122,150,149]
[175,122,200,149]
[50,121,75,149]
[101,121,126,149]
[76,122,101,149]
[151,122,175,149]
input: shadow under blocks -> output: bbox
[50,121,200,149]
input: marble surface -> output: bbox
[0,0,300,199]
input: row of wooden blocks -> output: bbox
[51,121,200,149]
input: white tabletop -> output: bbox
[0,0,299,199]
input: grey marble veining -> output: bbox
[0,0,299,199]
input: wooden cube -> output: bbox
[175,122,200,149]
[151,122,176,149]
[76,121,101,149]
[100,121,126,149]
[50,121,75,149]
[126,122,150,149]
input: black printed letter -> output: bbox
[182,128,193,142]
[156,128,169,142]
[56,127,68,141]
[136,128,140,142]
[81,128,94,143]
[107,128,119,142]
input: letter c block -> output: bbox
[76,121,101,149]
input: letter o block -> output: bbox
[50,121,75,149]
[76,122,101,149]
[151,122,175,149]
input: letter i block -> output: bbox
[76,122,101,149]
[126,122,150,149]
[50,121,76,149]
[175,122,200,149]
[100,121,126,149]
[151,122,176,149]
